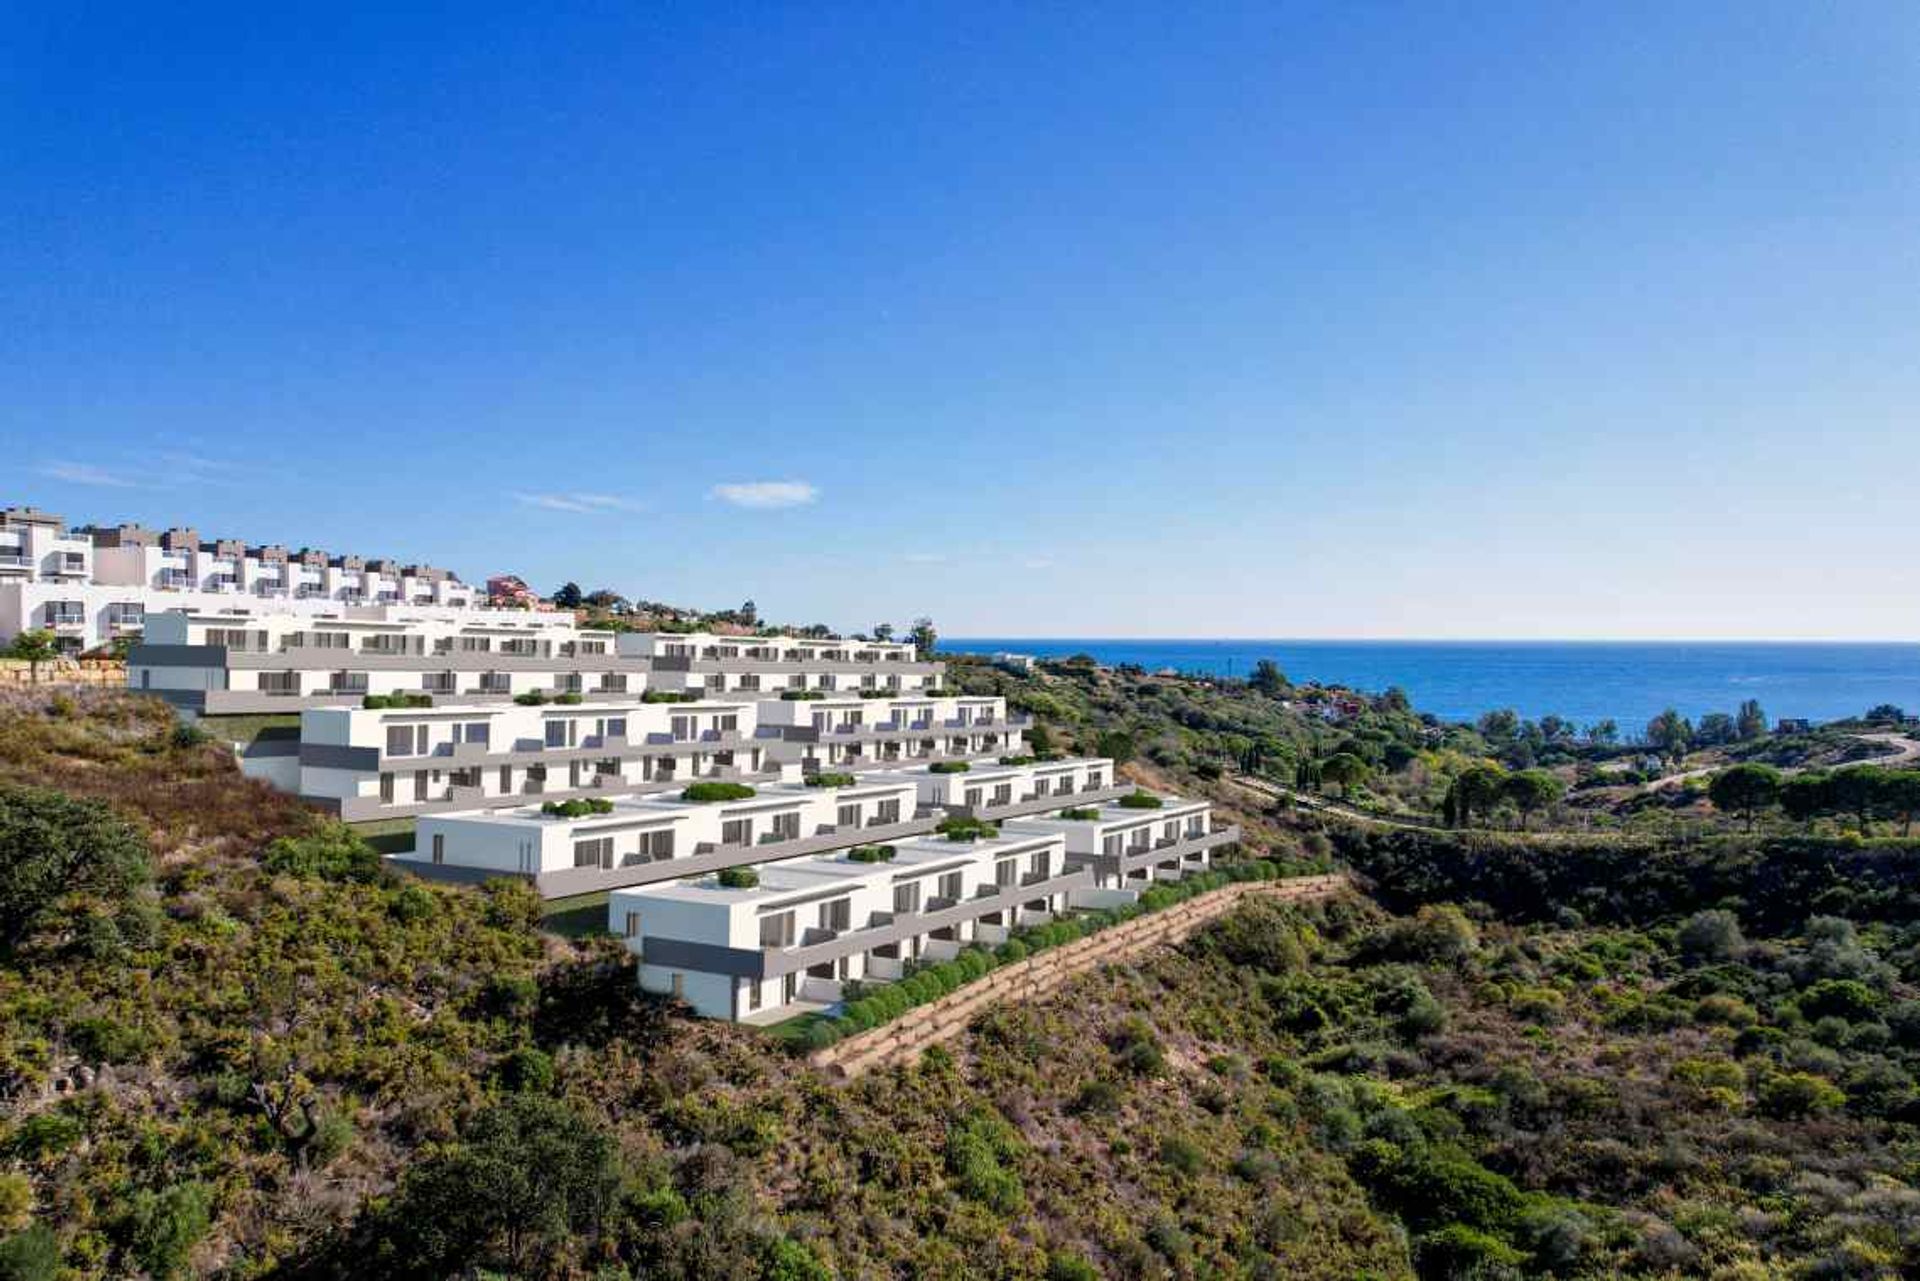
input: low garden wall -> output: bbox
[0,658,124,688]
[808,872,1350,1079]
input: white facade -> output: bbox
[0,505,494,653]
[256,695,779,822]
[414,773,927,897]
[617,631,943,695]
[131,610,627,713]
[1005,793,1235,889]
[755,692,1033,771]
[611,827,1082,1019]
[901,755,1123,817]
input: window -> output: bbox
[624,911,642,938]
[544,720,570,749]
[995,859,1017,888]
[769,811,800,843]
[479,672,510,693]
[498,765,512,793]
[818,898,851,931]
[574,837,614,869]
[641,829,675,861]
[603,717,626,739]
[837,803,861,829]
[671,715,693,742]
[259,671,299,695]
[718,714,738,733]
[379,772,395,803]
[458,721,490,747]
[599,674,628,693]
[1103,833,1122,858]
[386,724,425,757]
[1088,772,1104,790]
[964,788,983,808]
[722,818,752,847]
[1027,849,1050,879]
[893,881,921,914]
[748,977,763,1011]
[760,911,795,948]
[938,872,963,902]
[875,799,901,825]
[432,833,445,865]
[992,784,1012,806]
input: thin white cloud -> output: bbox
[39,460,138,488]
[511,492,644,514]
[901,552,949,565]
[710,480,819,509]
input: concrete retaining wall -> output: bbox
[807,872,1349,1079]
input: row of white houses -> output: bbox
[106,580,1240,1023]
[1,504,491,652]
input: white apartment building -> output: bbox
[610,827,1086,1019]
[131,609,621,714]
[1005,794,1240,889]
[901,755,1128,820]
[0,505,492,654]
[617,631,943,695]
[247,695,779,822]
[755,692,1033,772]
[412,774,931,898]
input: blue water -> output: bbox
[946,639,1920,729]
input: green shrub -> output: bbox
[1758,1071,1847,1118]
[512,692,549,706]
[929,761,971,774]
[1058,807,1102,820]
[1415,1224,1527,1275]
[762,1237,833,1281]
[1117,791,1164,809]
[999,755,1038,766]
[640,690,699,704]
[261,825,386,883]
[10,1113,82,1161]
[67,1016,148,1065]
[362,693,433,709]
[847,845,896,863]
[1,783,151,951]
[682,782,757,803]
[123,1182,212,1280]
[1113,1016,1166,1077]
[540,798,615,818]
[806,773,858,788]
[498,1045,556,1093]
[0,1223,57,1281]
[937,815,998,842]
[780,690,826,701]
[945,1110,1025,1213]
[1159,1134,1205,1175]
[1044,1252,1100,1281]
[718,866,760,889]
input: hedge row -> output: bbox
[361,693,433,709]
[798,857,1292,1051]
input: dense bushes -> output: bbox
[539,797,614,818]
[717,866,760,889]
[935,815,998,841]
[360,692,432,709]
[805,772,857,788]
[0,783,150,950]
[928,761,971,774]
[1117,791,1164,809]
[682,782,757,803]
[260,824,387,883]
[845,845,896,863]
[639,690,699,703]
[779,690,826,701]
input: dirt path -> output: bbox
[1642,732,1920,793]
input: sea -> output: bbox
[944,639,1920,730]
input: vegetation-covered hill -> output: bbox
[8,683,1920,1279]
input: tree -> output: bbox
[1095,730,1136,766]
[1709,763,1783,831]
[551,582,583,609]
[1444,764,1508,828]
[1502,769,1566,830]
[1249,659,1289,697]
[739,599,758,626]
[1319,752,1370,799]
[124,1183,212,1280]
[1645,708,1692,762]
[1879,770,1920,837]
[871,622,895,642]
[1781,772,1831,829]
[3,630,57,684]
[1866,703,1908,725]
[1694,713,1737,747]
[1586,719,1619,748]
[1677,909,1745,964]
[0,784,150,951]
[1736,699,1769,740]
[1827,767,1884,833]
[381,1094,619,1275]
[908,616,937,655]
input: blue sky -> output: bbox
[5,3,1916,639]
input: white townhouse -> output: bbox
[250,695,776,821]
[616,631,943,695]
[411,774,931,898]
[610,827,1086,1020]
[0,504,496,654]
[1005,794,1241,889]
[755,692,1033,773]
[902,755,1129,820]
[131,610,627,714]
